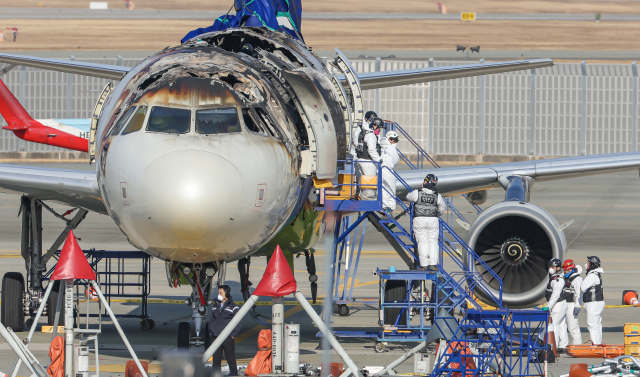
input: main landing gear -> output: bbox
[1,196,88,332]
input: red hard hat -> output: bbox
[563,259,575,271]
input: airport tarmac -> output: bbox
[1,161,640,376]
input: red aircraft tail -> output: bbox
[0,78,89,152]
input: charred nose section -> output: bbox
[141,150,242,253]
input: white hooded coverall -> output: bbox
[547,273,568,349]
[380,139,400,211]
[564,265,583,345]
[581,267,605,345]
[406,188,446,267]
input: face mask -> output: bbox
[585,263,589,270]
[374,129,380,135]
[548,267,556,274]
[217,294,224,301]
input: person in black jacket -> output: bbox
[208,285,242,376]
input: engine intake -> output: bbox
[464,201,566,307]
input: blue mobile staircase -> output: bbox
[315,122,549,376]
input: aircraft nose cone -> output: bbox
[141,150,242,248]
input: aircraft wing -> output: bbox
[0,164,106,214]
[0,53,130,80]
[353,59,554,90]
[396,152,640,196]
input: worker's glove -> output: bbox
[573,307,580,316]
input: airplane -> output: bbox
[0,22,636,347]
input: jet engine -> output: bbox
[464,200,566,307]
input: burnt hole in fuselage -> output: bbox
[217,74,243,88]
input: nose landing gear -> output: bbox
[174,262,219,349]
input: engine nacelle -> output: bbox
[464,201,566,308]
[467,190,488,206]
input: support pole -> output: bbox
[64,280,74,377]
[0,322,43,377]
[375,56,381,115]
[428,58,435,155]
[581,60,587,156]
[272,296,284,373]
[530,68,536,155]
[202,295,259,363]
[478,59,486,155]
[295,291,362,377]
[10,281,54,377]
[373,340,427,376]
[632,61,638,152]
[91,282,148,377]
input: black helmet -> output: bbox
[587,256,601,270]
[241,43,255,56]
[370,117,384,130]
[548,258,562,268]
[364,111,378,122]
[423,174,438,186]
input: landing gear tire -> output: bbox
[384,280,407,326]
[47,281,61,326]
[177,322,191,349]
[141,319,155,330]
[338,304,350,316]
[1,272,25,332]
[374,341,386,353]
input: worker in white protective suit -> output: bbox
[355,117,384,200]
[406,174,446,271]
[562,259,583,345]
[380,131,400,212]
[351,111,377,159]
[581,256,605,345]
[546,258,568,352]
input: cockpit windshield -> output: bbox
[195,108,241,135]
[147,106,191,134]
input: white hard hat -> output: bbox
[386,131,399,140]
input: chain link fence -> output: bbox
[0,56,638,157]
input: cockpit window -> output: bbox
[195,108,241,135]
[122,106,148,135]
[147,106,191,134]
[242,109,267,135]
[109,106,137,136]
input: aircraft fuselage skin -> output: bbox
[95,28,346,263]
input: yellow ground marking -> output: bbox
[89,364,162,373]
[41,325,65,333]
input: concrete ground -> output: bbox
[0,162,639,376]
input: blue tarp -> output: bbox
[181,0,303,43]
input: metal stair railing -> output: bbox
[387,121,483,215]
[439,220,503,308]
[377,168,502,310]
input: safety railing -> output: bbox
[439,220,503,308]
[386,121,483,215]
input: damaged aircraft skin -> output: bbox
[96,28,345,264]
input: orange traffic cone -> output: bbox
[624,291,640,307]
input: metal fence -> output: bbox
[1,56,638,157]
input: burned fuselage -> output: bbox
[94,28,347,263]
